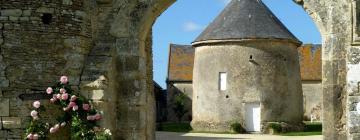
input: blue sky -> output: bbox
[152,0,322,88]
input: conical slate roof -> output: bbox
[193,0,300,44]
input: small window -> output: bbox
[219,72,227,91]
[41,13,53,24]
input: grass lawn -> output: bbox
[281,131,322,136]
[280,122,322,136]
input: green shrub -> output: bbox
[268,122,282,133]
[157,122,192,132]
[173,94,188,122]
[304,122,322,132]
[230,123,245,133]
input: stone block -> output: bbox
[348,112,360,133]
[125,56,139,71]
[0,98,9,116]
[2,117,21,129]
[75,10,87,19]
[0,77,9,88]
[116,106,146,130]
[89,90,105,100]
[36,7,55,14]
[30,17,40,21]
[96,0,112,4]
[22,10,31,16]
[63,0,73,5]
[1,9,22,17]
[0,130,7,138]
[0,17,8,21]
[19,17,30,21]
[9,16,18,21]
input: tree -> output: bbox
[172,94,188,122]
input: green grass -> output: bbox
[157,122,192,132]
[281,131,322,136]
[279,122,322,136]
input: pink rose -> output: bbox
[94,113,102,120]
[30,110,38,117]
[59,88,66,94]
[26,133,33,139]
[72,105,79,111]
[49,127,57,133]
[33,101,41,109]
[61,93,69,100]
[87,115,95,121]
[54,124,60,129]
[82,104,90,111]
[46,87,53,94]
[70,95,77,102]
[60,122,66,127]
[56,94,61,99]
[50,98,57,103]
[68,102,76,108]
[60,76,68,84]
[33,134,39,140]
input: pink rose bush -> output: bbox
[32,101,41,109]
[25,76,111,140]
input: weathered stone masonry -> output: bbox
[0,0,93,139]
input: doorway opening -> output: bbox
[151,0,322,137]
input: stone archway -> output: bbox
[105,0,352,139]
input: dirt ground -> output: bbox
[156,131,322,140]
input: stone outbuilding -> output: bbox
[191,0,304,133]
[164,44,322,123]
[166,44,194,122]
[298,44,322,122]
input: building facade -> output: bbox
[299,44,322,122]
[166,44,194,122]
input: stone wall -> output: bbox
[191,40,303,132]
[302,81,322,121]
[166,82,193,122]
[0,0,92,139]
[295,0,350,139]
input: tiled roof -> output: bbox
[167,44,194,82]
[167,44,321,82]
[298,44,322,81]
[194,0,300,44]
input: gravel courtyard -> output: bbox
[156,132,322,140]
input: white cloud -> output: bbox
[182,21,204,32]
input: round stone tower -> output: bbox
[191,0,304,133]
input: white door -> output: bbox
[245,103,261,132]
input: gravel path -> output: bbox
[156,131,322,140]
